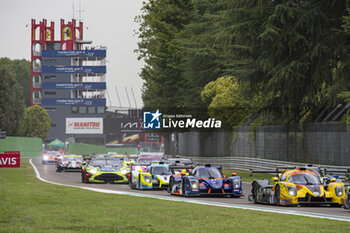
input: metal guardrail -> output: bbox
[181,156,350,171]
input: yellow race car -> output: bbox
[248,166,345,206]
[81,158,131,184]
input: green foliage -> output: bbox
[0,58,31,107]
[201,76,253,128]
[137,0,350,125]
[136,0,192,113]
[338,91,350,127]
[0,65,25,135]
[18,105,51,140]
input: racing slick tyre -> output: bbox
[182,179,187,197]
[274,185,281,206]
[252,185,258,204]
[344,194,350,209]
[81,172,86,183]
[167,178,173,193]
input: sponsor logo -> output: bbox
[143,110,161,129]
[142,110,222,129]
[0,152,20,168]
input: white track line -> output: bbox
[29,159,350,222]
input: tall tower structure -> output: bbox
[31,19,107,144]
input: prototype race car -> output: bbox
[129,163,152,189]
[129,162,172,189]
[169,164,243,197]
[81,158,130,184]
[248,166,346,206]
[56,155,83,172]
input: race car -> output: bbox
[42,151,62,164]
[344,186,350,209]
[129,162,172,189]
[166,158,193,166]
[168,164,243,197]
[81,158,130,184]
[248,165,346,206]
[137,156,163,164]
[129,163,152,189]
[56,155,83,172]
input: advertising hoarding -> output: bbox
[66,118,103,134]
[42,50,106,57]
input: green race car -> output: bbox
[81,158,131,184]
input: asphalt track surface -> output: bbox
[32,158,350,221]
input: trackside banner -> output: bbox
[0,151,20,168]
[66,118,103,134]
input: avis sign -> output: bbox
[0,151,20,168]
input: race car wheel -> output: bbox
[56,167,62,172]
[81,172,86,183]
[182,179,187,197]
[252,185,258,204]
[275,185,281,206]
[344,199,350,209]
[167,178,173,193]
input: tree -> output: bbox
[0,65,25,135]
[201,76,256,128]
[136,0,193,113]
[0,58,31,107]
[18,105,51,140]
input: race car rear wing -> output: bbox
[249,169,282,176]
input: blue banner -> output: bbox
[42,66,106,74]
[42,50,106,57]
[42,82,106,90]
[42,98,106,106]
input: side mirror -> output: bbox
[223,175,227,178]
[330,178,336,182]
[231,172,237,176]
[138,169,143,173]
[272,177,278,182]
[82,162,86,165]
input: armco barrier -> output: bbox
[182,156,350,171]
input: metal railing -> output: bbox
[181,156,350,171]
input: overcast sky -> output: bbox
[0,0,145,108]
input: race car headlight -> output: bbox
[43,155,49,160]
[190,180,199,189]
[335,186,344,197]
[143,175,152,184]
[286,186,297,197]
[233,179,241,188]
[88,168,98,174]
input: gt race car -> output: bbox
[81,158,131,183]
[169,164,243,197]
[248,166,346,206]
[56,155,83,172]
[42,151,62,164]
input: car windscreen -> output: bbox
[289,173,321,185]
[151,166,171,175]
[63,157,82,161]
[91,159,122,167]
[106,159,123,167]
[196,168,222,179]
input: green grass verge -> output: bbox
[222,169,274,183]
[0,159,349,233]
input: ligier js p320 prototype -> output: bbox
[169,164,243,197]
[129,163,172,189]
[81,158,130,184]
[248,166,346,206]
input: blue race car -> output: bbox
[168,164,243,197]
